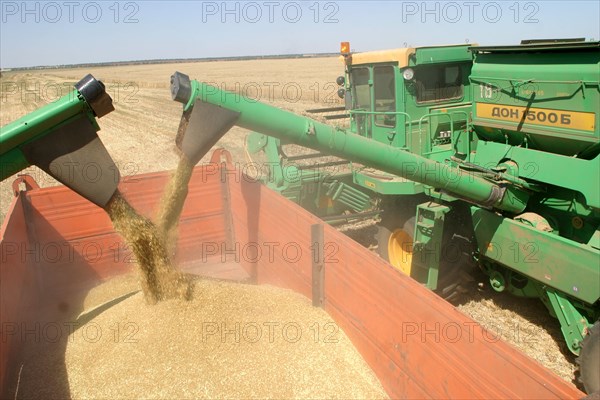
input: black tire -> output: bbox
[436,220,474,302]
[377,203,473,302]
[579,322,600,394]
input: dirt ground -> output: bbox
[0,58,579,388]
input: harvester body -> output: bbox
[171,39,600,393]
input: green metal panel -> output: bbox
[353,171,423,195]
[473,140,600,210]
[471,207,600,305]
[411,202,450,290]
[412,45,474,66]
[0,90,90,153]
[326,181,371,212]
[470,43,599,157]
[543,289,590,353]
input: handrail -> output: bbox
[417,111,469,153]
[348,110,412,144]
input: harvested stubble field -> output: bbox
[0,57,579,389]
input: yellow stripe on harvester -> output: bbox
[476,103,596,132]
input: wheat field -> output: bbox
[0,57,344,221]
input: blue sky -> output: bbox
[1,1,599,68]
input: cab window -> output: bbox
[351,68,371,109]
[374,66,396,127]
[414,65,463,104]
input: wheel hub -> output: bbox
[387,229,413,276]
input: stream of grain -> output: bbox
[104,191,192,303]
[155,155,195,252]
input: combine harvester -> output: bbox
[0,41,596,398]
[169,38,600,394]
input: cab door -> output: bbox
[371,65,398,145]
[350,67,372,137]
[351,65,399,143]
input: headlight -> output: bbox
[402,68,414,81]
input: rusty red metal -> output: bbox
[0,194,33,393]
[0,150,584,399]
[11,174,39,196]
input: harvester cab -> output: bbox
[0,74,119,207]
[339,42,473,151]
[242,43,477,218]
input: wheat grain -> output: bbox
[104,191,192,303]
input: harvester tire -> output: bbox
[435,229,472,302]
[579,321,600,394]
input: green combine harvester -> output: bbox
[171,38,599,394]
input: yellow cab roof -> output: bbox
[341,44,475,67]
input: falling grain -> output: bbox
[104,191,192,303]
[155,155,195,251]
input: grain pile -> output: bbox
[15,275,389,399]
[104,191,192,303]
